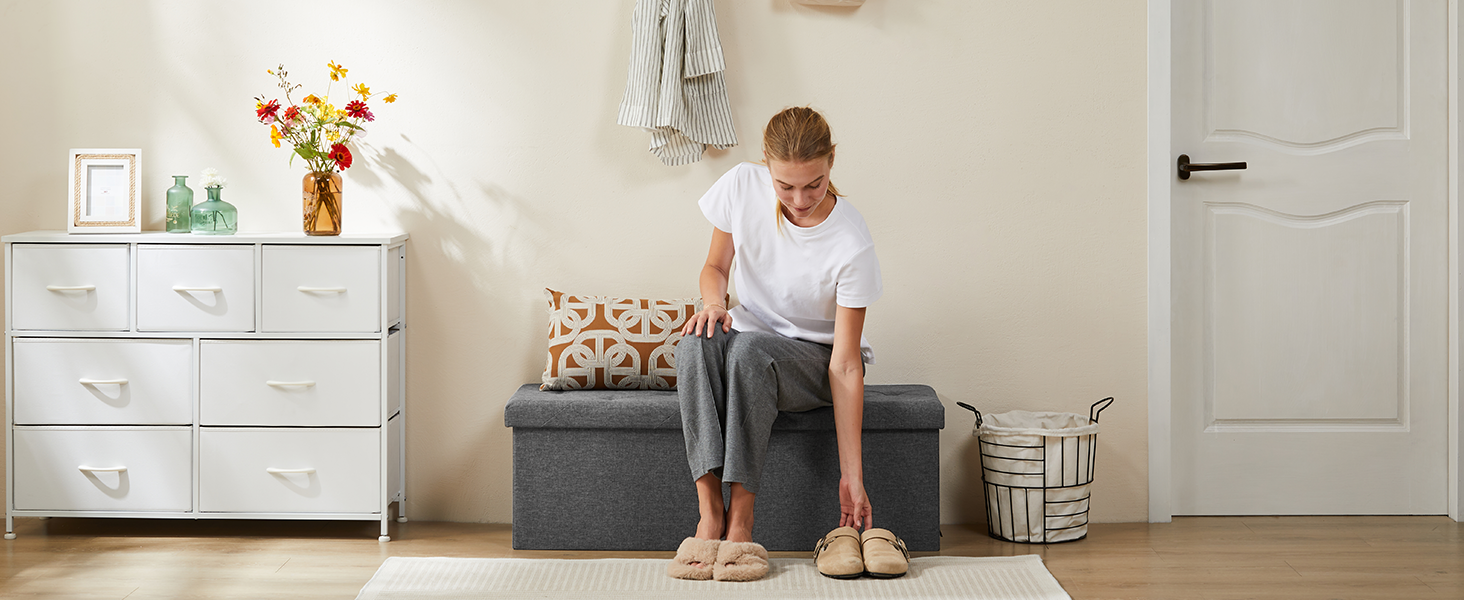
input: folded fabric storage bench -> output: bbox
[504,383,943,552]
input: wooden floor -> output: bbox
[0,515,1459,599]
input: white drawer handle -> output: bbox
[267,380,317,388]
[266,467,316,475]
[79,378,129,386]
[298,286,347,293]
[173,285,223,293]
[46,285,96,292]
[78,465,127,473]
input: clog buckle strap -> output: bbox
[862,533,909,561]
[813,533,862,560]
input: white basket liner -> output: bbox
[976,410,1098,437]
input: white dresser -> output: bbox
[3,231,407,541]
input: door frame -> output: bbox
[1146,0,1464,522]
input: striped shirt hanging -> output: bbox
[617,0,738,166]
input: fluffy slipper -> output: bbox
[860,528,909,578]
[667,537,720,580]
[712,541,769,582]
[814,526,864,579]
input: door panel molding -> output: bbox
[1203,0,1410,154]
[1205,201,1409,431]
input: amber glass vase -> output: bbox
[303,171,343,236]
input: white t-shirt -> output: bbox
[698,162,883,363]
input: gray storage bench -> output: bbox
[504,383,943,552]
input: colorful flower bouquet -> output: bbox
[254,62,397,235]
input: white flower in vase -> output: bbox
[200,168,228,189]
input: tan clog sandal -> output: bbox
[667,537,720,580]
[860,528,910,578]
[712,541,769,581]
[814,526,865,579]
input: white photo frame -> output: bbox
[68,148,142,233]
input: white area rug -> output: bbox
[355,555,1071,600]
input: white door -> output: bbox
[1172,0,1448,514]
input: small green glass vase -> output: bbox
[165,175,193,233]
[190,186,237,235]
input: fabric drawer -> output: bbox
[199,428,380,514]
[9,244,130,331]
[12,427,192,512]
[262,245,381,333]
[199,340,380,427]
[12,339,192,425]
[137,245,255,332]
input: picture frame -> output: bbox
[67,148,142,233]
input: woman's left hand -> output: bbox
[839,476,873,531]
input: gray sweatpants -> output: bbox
[677,327,834,495]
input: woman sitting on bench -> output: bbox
[667,106,892,582]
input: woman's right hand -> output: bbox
[683,304,732,338]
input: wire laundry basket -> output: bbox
[957,397,1113,544]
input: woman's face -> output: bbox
[766,156,834,222]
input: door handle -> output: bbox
[1177,154,1247,180]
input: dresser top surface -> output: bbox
[2,231,408,245]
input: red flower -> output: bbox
[330,143,353,170]
[283,106,301,123]
[344,100,375,122]
[256,99,280,121]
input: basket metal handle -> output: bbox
[956,401,982,428]
[1090,397,1115,423]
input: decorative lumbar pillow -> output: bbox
[541,288,704,390]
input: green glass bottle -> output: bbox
[190,186,238,235]
[165,175,193,233]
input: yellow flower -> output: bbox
[326,129,340,142]
[270,125,283,148]
[303,94,322,105]
[328,61,348,81]
[383,93,398,104]
[352,83,370,99]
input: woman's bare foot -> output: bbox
[694,472,726,541]
[694,504,725,540]
[724,483,755,543]
[686,472,726,569]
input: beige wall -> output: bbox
[0,0,1148,524]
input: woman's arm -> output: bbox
[682,227,735,338]
[831,304,870,530]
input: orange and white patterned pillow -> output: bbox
[541,288,703,390]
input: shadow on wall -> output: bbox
[351,134,553,310]
[346,136,553,519]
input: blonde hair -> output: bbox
[763,107,840,230]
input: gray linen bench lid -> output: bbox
[504,383,943,431]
